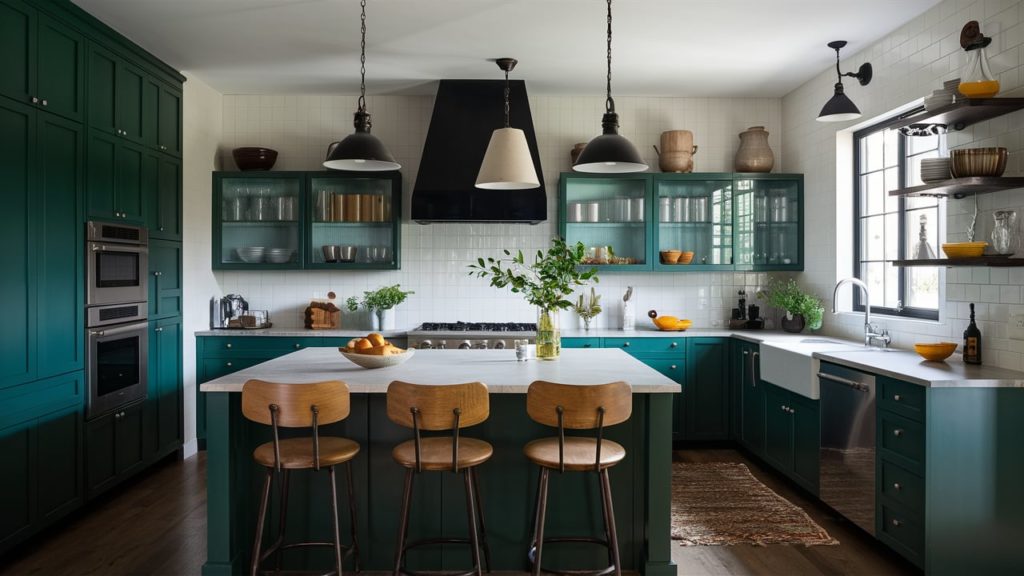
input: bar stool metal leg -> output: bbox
[346,461,361,572]
[251,468,273,576]
[471,468,492,573]
[530,468,551,576]
[463,469,483,576]
[394,468,415,575]
[329,466,345,576]
[599,469,621,576]
[273,469,290,573]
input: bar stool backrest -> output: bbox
[526,381,632,429]
[242,379,351,427]
[386,381,489,431]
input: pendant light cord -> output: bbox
[358,0,367,113]
[605,0,614,113]
[503,67,511,128]
[833,45,843,85]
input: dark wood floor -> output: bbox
[0,449,919,576]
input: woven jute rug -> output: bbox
[671,462,839,547]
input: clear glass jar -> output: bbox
[959,45,1000,98]
[992,210,1018,255]
[536,307,561,360]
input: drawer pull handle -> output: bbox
[893,428,904,437]
[623,342,630,347]
[670,365,677,370]
[583,344,591,348]
[226,361,233,367]
[294,343,302,349]
[893,482,902,491]
[670,342,678,348]
[226,343,232,349]
[891,519,902,527]
[894,394,902,402]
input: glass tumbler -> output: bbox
[992,210,1018,255]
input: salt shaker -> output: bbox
[515,339,529,361]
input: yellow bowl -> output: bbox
[941,242,987,258]
[655,319,692,331]
[914,342,957,362]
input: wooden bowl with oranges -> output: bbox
[339,333,414,368]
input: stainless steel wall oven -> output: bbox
[86,221,148,307]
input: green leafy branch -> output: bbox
[468,238,598,311]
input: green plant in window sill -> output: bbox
[757,278,824,331]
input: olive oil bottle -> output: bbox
[963,303,982,365]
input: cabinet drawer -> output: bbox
[562,337,601,349]
[637,357,685,384]
[603,337,686,355]
[879,377,925,422]
[879,458,925,514]
[201,336,323,357]
[879,411,925,472]
[201,357,265,382]
[879,503,924,566]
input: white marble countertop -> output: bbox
[193,328,409,338]
[200,348,682,394]
[814,349,1024,388]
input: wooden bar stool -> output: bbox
[524,380,632,576]
[241,379,360,576]
[386,381,493,576]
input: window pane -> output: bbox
[907,133,939,155]
[907,267,940,309]
[905,195,938,210]
[864,172,885,215]
[865,131,884,173]
[906,150,941,187]
[884,261,900,309]
[884,167,900,213]
[905,208,939,259]
[863,215,885,261]
[885,212,899,261]
[884,130,899,167]
[862,262,885,303]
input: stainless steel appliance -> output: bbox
[86,303,148,419]
[818,362,876,535]
[86,221,149,307]
[209,294,249,329]
[408,322,536,350]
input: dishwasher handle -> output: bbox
[818,371,870,392]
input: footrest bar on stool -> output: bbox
[259,540,356,566]
[528,536,617,576]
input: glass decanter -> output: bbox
[991,210,1018,255]
[959,32,999,98]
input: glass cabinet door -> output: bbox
[734,176,802,270]
[214,174,302,268]
[654,176,732,269]
[560,175,650,270]
[307,172,400,269]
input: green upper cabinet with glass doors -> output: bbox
[212,170,402,270]
[560,172,802,272]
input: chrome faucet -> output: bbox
[832,278,891,349]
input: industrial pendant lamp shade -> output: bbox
[573,0,647,173]
[817,40,872,123]
[476,58,540,189]
[324,0,400,171]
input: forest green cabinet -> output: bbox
[684,338,729,440]
[86,400,145,497]
[739,344,765,457]
[87,43,154,146]
[145,317,182,460]
[733,174,803,271]
[149,239,182,319]
[147,154,181,240]
[0,0,84,122]
[762,382,819,494]
[157,83,181,156]
[86,128,145,222]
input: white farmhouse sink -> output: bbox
[758,338,865,399]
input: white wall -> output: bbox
[216,93,784,330]
[182,72,223,456]
[782,0,1024,369]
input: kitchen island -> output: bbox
[200,348,680,576]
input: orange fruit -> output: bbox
[367,333,386,347]
[355,338,373,351]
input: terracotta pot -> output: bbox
[735,126,775,172]
[657,130,698,173]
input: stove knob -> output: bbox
[458,341,472,350]
[419,340,433,350]
[493,340,506,350]
[438,340,447,350]
[472,339,489,350]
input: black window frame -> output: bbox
[852,109,941,321]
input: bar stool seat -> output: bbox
[253,436,360,470]
[524,437,625,471]
[392,437,493,471]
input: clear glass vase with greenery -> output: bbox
[469,238,598,359]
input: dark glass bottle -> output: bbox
[963,303,982,365]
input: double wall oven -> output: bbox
[85,221,149,419]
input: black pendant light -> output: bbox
[817,40,873,123]
[573,0,647,173]
[324,0,400,171]
[476,58,540,189]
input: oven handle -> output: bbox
[90,321,149,337]
[90,243,148,254]
[817,371,870,392]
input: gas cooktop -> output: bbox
[415,322,537,332]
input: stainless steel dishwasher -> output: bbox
[818,362,876,535]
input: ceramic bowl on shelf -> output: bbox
[264,248,294,264]
[676,251,695,264]
[950,147,1007,177]
[941,241,988,258]
[232,147,278,171]
[339,348,414,369]
[914,342,957,362]
[660,250,682,264]
[236,246,266,263]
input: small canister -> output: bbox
[585,202,600,222]
[345,194,361,222]
[659,197,672,222]
[333,194,346,222]
[630,197,645,222]
[567,202,583,222]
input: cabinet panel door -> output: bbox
[684,338,729,440]
[157,85,181,156]
[0,0,35,106]
[150,156,181,240]
[740,351,765,455]
[139,77,158,149]
[156,319,182,451]
[86,412,116,493]
[0,99,36,388]
[116,63,144,143]
[0,423,32,546]
[36,14,84,122]
[36,407,83,521]
[149,239,182,318]
[116,142,144,222]
[790,393,820,494]
[86,45,117,135]
[36,113,84,378]
[115,402,145,475]
[86,128,117,220]
[763,385,793,471]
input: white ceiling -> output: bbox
[73,0,940,97]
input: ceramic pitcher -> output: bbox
[735,126,775,172]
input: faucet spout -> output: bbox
[833,277,890,348]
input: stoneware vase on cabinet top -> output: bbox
[656,130,698,173]
[735,126,775,173]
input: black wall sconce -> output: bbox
[817,40,873,122]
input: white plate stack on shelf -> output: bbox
[923,87,955,111]
[920,158,951,183]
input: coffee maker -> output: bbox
[210,294,248,329]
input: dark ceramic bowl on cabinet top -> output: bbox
[232,147,278,171]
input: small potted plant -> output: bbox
[346,284,414,331]
[469,238,598,360]
[757,278,824,333]
[574,287,602,331]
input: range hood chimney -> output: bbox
[412,80,546,223]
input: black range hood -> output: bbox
[412,80,546,224]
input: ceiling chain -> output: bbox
[503,67,511,128]
[359,0,367,112]
[605,0,614,113]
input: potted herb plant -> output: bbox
[574,287,602,331]
[346,284,414,331]
[757,278,824,333]
[469,238,598,360]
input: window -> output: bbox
[853,115,944,320]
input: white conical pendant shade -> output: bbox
[475,127,540,190]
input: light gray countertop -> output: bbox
[199,348,682,394]
[193,328,409,338]
[814,349,1024,388]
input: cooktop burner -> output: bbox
[417,322,537,332]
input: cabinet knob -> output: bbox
[893,428,904,437]
[226,343,233,349]
[154,327,163,332]
[891,519,902,528]
[893,394,902,402]
[226,361,233,367]
[153,271,162,277]
[743,350,749,356]
[670,342,678,348]
[159,226,165,231]
[623,342,630,347]
[583,344,591,348]
[31,96,39,104]
[160,145,167,151]
[893,482,902,491]
[781,405,787,411]
[670,365,677,370]
[294,343,302,349]
[41,99,47,106]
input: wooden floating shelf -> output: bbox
[889,97,1024,133]
[892,256,1024,267]
[888,177,1024,199]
